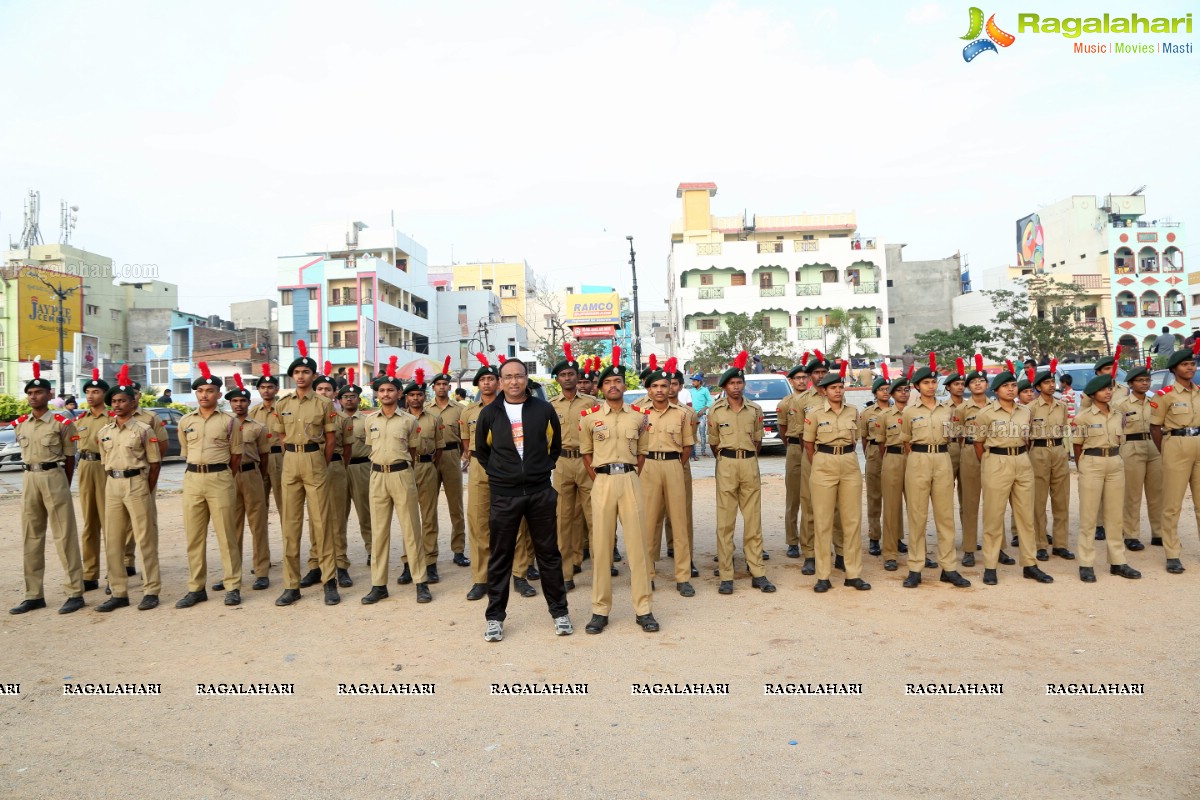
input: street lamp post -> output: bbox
[626,236,642,371]
[35,274,82,397]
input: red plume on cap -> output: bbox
[1005,359,1015,375]
[974,353,984,373]
[801,351,809,365]
[386,356,398,379]
[906,364,915,380]
[233,373,246,391]
[955,357,965,378]
[648,353,658,372]
[881,363,891,381]
[32,358,41,380]
[733,351,749,371]
[1026,367,1035,384]
[813,348,825,362]
[840,359,848,379]
[415,368,425,386]
[474,352,489,367]
[261,363,272,378]
[1193,338,1200,356]
[347,368,356,386]
[117,364,130,386]
[1049,358,1058,374]
[442,355,452,375]
[497,354,506,363]
[92,367,100,381]
[929,352,937,372]
[612,345,622,367]
[664,357,678,375]
[1112,345,1122,365]
[1145,357,1152,370]
[297,340,308,358]
[323,361,332,377]
[198,361,212,380]
[563,342,574,362]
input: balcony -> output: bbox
[795,327,824,340]
[696,242,722,256]
[698,286,725,300]
[759,285,784,297]
[794,240,819,252]
[699,331,721,341]
[853,282,879,294]
[1072,274,1108,290]
[850,238,877,251]
[795,283,821,296]
[757,241,783,254]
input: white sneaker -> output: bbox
[484,619,504,642]
[554,615,574,636]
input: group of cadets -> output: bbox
[9,336,1197,619]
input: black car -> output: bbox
[147,407,183,458]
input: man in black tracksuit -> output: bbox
[475,359,571,640]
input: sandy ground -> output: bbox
[1,466,1198,800]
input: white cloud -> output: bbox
[905,3,946,24]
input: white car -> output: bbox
[739,373,793,448]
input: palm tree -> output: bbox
[824,307,873,361]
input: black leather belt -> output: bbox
[594,463,635,474]
[107,468,142,478]
[988,446,1028,455]
[241,462,258,472]
[718,449,756,459]
[1032,438,1064,447]
[270,445,283,454]
[417,454,434,463]
[78,452,102,462]
[647,451,681,461]
[1083,447,1120,457]
[816,444,853,455]
[884,445,905,455]
[1168,428,1200,437]
[372,461,410,473]
[1124,432,1149,441]
[186,463,229,473]
[24,462,63,472]
[963,437,978,445]
[349,456,371,464]
[560,448,582,458]
[284,443,321,453]
[910,443,949,454]
[785,436,803,445]
[443,443,459,451]
[330,453,342,462]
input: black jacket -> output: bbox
[475,394,561,496]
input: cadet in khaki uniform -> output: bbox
[859,370,890,557]
[176,363,243,608]
[803,361,870,593]
[360,361,432,604]
[428,357,469,567]
[403,370,447,585]
[1148,341,1200,574]
[549,345,595,590]
[307,362,353,589]
[338,371,373,562]
[75,369,110,592]
[95,368,162,612]
[250,363,284,518]
[796,355,832,575]
[942,360,967,505]
[580,346,659,633]
[1080,350,1131,541]
[462,354,500,601]
[1028,362,1074,561]
[667,369,701,579]
[778,357,811,560]
[958,355,994,567]
[899,361,970,588]
[1116,360,1161,550]
[879,375,910,571]
[1072,375,1142,582]
[640,358,695,596]
[226,374,271,590]
[129,385,168,575]
[270,341,339,606]
[8,363,85,615]
[973,367,1053,586]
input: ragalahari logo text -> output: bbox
[962,7,1016,61]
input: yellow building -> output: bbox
[449,261,534,327]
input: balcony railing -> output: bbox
[795,240,819,252]
[757,241,783,254]
[699,331,721,341]
[1164,257,1183,273]
[696,242,722,256]
[795,327,824,340]
[1078,319,1105,331]
[760,285,784,297]
[795,283,821,296]
[1072,274,1107,289]
[698,286,725,299]
[853,282,879,294]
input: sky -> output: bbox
[1,0,1197,317]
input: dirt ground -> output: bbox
[1,470,1197,799]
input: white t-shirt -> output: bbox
[504,400,525,458]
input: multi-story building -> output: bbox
[430,261,535,327]
[435,289,528,377]
[667,182,890,365]
[132,309,272,398]
[884,245,963,350]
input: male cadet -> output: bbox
[942,359,968,512]
[802,360,871,593]
[958,354,997,568]
[361,359,431,604]
[1016,373,1037,405]
[1073,374,1141,583]
[795,353,831,575]
[1149,339,1200,575]
[76,368,111,592]
[250,363,284,517]
[973,362,1053,586]
[404,369,447,585]
[462,354,500,600]
[270,340,339,607]
[879,370,911,572]
[306,362,352,589]
[667,364,701,579]
[95,366,161,612]
[427,357,470,568]
[708,351,776,595]
[338,370,373,564]
[778,353,811,559]
[575,357,600,563]
[549,344,595,591]
[1117,359,1161,550]
[900,356,970,589]
[125,381,168,578]
[176,362,243,608]
[1028,360,1074,562]
[225,373,271,590]
[9,360,85,615]
[1080,346,1130,542]
[858,363,890,557]
[641,357,695,596]
[579,346,659,633]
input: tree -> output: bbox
[824,308,875,362]
[912,325,1002,362]
[982,276,1097,362]
[688,312,798,374]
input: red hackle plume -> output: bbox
[563,342,573,362]
[840,359,848,379]
[648,353,658,372]
[32,357,40,380]
[732,351,749,371]
[664,357,678,375]
[233,373,245,391]
[442,355,452,375]
[1026,367,1035,384]
[415,368,425,386]
[386,356,398,379]
[929,352,937,372]
[974,353,984,373]
[1005,359,1015,375]
[906,364,915,380]
[198,361,212,380]
[1112,345,1122,366]
[801,351,809,365]
[323,361,332,377]
[261,363,272,378]
[612,346,622,368]
[497,354,506,363]
[1049,358,1057,375]
[92,368,100,381]
[297,340,308,358]
[117,364,130,386]
[474,352,489,367]
[347,368,355,386]
[1145,357,1152,370]
[1193,338,1200,356]
[813,348,825,363]
[955,357,965,377]
[881,363,891,381]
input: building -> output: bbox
[430,261,535,327]
[435,289,529,378]
[884,244,963,350]
[667,182,890,366]
[133,310,272,399]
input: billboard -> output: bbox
[1016,213,1044,272]
[565,291,621,327]
[17,269,83,360]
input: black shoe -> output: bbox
[526,566,540,581]
[718,580,733,595]
[1010,535,1019,547]
[897,541,908,554]
[252,577,269,590]
[323,579,340,605]
[924,557,936,569]
[299,568,322,588]
[752,576,777,593]
[940,571,971,588]
[514,577,537,598]
[582,548,590,562]
[998,551,1016,566]
[834,555,845,572]
[275,589,301,606]
[1047,534,1054,545]
[636,613,660,632]
[366,555,371,566]
[787,545,801,558]
[58,596,85,614]
[224,589,241,606]
[713,555,718,562]
[813,579,832,593]
[337,568,353,588]
[651,580,655,591]
[983,569,997,585]
[713,568,720,577]
[82,579,99,592]
[868,540,881,556]
[613,546,623,563]
[677,582,695,597]
[902,572,921,588]
[361,586,389,604]
[802,558,816,576]
[844,578,871,591]
[1124,538,1145,551]
[1036,549,1049,562]
[125,565,137,577]
[1095,526,1106,540]
[465,583,487,601]
[1052,547,1075,560]
[425,565,440,585]
[1150,536,1163,547]
[97,596,129,612]
[415,583,432,603]
[1110,564,1141,579]
[1079,566,1096,583]
[212,581,225,591]
[573,563,582,575]
[762,551,770,561]
[1165,559,1185,574]
[453,552,471,567]
[1023,566,1054,583]
[585,614,608,634]
[667,548,674,558]
[396,564,413,585]
[690,562,699,578]
[610,566,619,577]
[137,595,158,611]
[884,559,898,572]
[961,553,975,568]
[175,590,208,609]
[564,580,575,592]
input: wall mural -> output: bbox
[1016,213,1044,272]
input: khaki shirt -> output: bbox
[778,390,808,438]
[12,410,78,463]
[680,404,700,444]
[1116,393,1155,435]
[881,406,906,447]
[460,398,490,455]
[960,396,992,443]
[1071,404,1124,449]
[238,417,271,465]
[802,400,858,446]
[1079,381,1130,411]
[410,408,445,457]
[859,401,888,445]
[249,401,277,438]
[708,398,764,451]
[549,391,596,449]
[74,407,110,454]
[942,398,965,440]
[179,410,242,465]
[134,408,168,458]
[366,408,418,464]
[344,411,373,460]
[1028,394,1068,440]
[975,402,1032,448]
[579,402,648,466]
[1149,381,1200,430]
[270,391,336,445]
[428,398,463,446]
[642,402,695,453]
[98,417,161,471]
[901,401,953,445]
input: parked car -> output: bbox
[1150,368,1174,394]
[148,406,184,458]
[0,427,22,470]
[623,389,648,406]
[741,373,793,448]
[1056,363,1126,393]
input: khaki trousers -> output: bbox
[104,474,159,598]
[281,450,334,590]
[800,451,844,558]
[182,470,241,592]
[642,457,692,583]
[980,452,1038,569]
[881,451,907,561]
[810,452,863,580]
[467,457,491,585]
[959,443,982,553]
[1075,453,1127,567]
[413,460,440,563]
[555,455,593,582]
[77,458,107,581]
[784,442,806,546]
[904,451,959,572]
[346,460,373,552]
[714,456,766,581]
[434,447,467,554]
[1121,440,1163,540]
[1158,436,1200,560]
[22,468,83,599]
[263,449,283,516]
[864,444,883,541]
[1030,445,1070,550]
[590,471,651,616]
[308,460,348,570]
[234,466,271,577]
[369,467,424,587]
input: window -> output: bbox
[1116,291,1136,318]
[308,330,318,342]
[1139,247,1159,273]
[331,288,341,305]
[888,317,896,324]
[543,314,554,330]
[500,315,517,323]
[281,290,293,306]
[332,331,342,347]
[460,285,476,292]
[482,280,494,290]
[730,272,747,286]
[344,331,358,348]
[0,331,4,348]
[759,273,773,289]
[698,318,717,330]
[110,309,121,321]
[308,288,318,301]
[86,304,99,316]
[1165,291,1185,317]
[760,316,773,331]
[822,269,838,283]
[500,284,517,298]
[1139,291,1160,317]
[149,359,168,384]
[886,279,894,288]
[802,234,815,241]
[362,288,372,304]
[281,332,294,347]
[1164,247,1184,272]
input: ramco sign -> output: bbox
[565,291,622,327]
